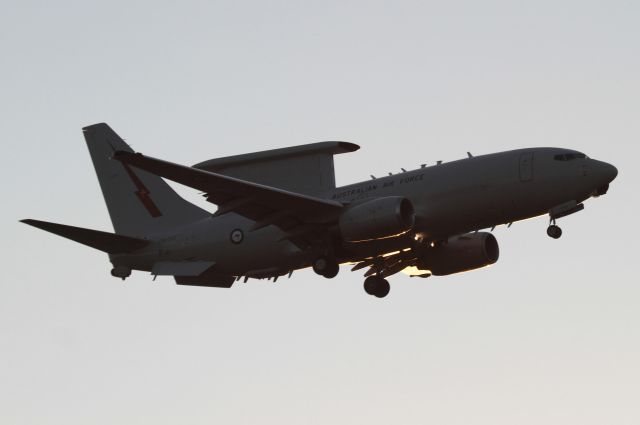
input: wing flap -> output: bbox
[354,249,419,279]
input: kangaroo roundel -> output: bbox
[230,229,244,244]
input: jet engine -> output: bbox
[339,196,415,242]
[417,232,499,276]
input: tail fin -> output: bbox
[21,219,149,254]
[83,123,209,237]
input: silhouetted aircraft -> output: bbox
[22,123,618,298]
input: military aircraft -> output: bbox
[22,123,618,298]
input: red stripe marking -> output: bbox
[122,163,163,218]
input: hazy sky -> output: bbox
[1,1,639,424]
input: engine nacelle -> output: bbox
[417,232,499,276]
[339,196,415,242]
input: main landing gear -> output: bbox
[312,255,391,298]
[312,257,340,279]
[363,275,390,298]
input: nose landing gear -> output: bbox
[546,217,562,239]
[546,201,585,239]
[547,224,562,239]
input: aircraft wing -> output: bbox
[113,151,344,236]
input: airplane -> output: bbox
[21,123,618,298]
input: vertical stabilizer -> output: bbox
[83,123,209,237]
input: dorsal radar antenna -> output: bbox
[467,152,474,158]
[401,168,407,172]
[370,175,376,180]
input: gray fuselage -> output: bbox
[115,147,617,277]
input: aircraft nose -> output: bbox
[590,160,617,196]
[601,162,618,183]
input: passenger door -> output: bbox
[519,153,534,182]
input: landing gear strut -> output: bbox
[363,275,390,298]
[547,219,562,239]
[312,257,340,279]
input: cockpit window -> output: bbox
[554,153,586,161]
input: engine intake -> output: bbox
[339,196,415,242]
[417,232,499,276]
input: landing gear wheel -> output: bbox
[547,224,562,239]
[313,257,339,279]
[375,279,390,298]
[111,265,131,280]
[363,276,390,298]
[322,261,339,279]
[363,276,378,295]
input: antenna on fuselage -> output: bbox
[467,152,474,158]
[370,175,376,180]
[401,168,407,172]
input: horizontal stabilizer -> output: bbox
[21,219,149,254]
[151,261,215,276]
